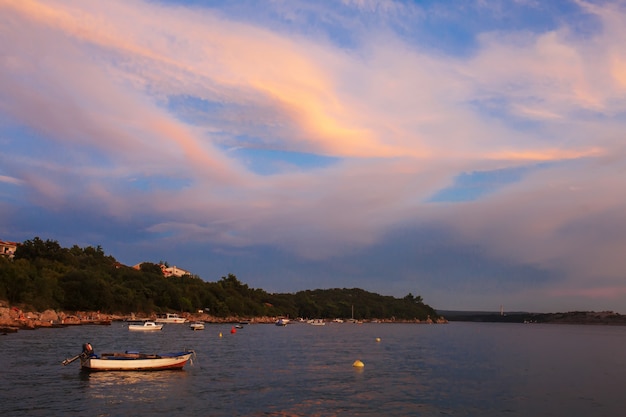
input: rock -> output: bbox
[40,309,59,322]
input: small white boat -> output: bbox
[275,318,289,326]
[308,319,326,326]
[62,343,195,371]
[189,321,205,331]
[155,313,187,324]
[128,321,163,331]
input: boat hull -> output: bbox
[80,352,193,371]
[128,327,163,331]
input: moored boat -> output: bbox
[128,321,163,331]
[275,318,289,326]
[62,343,195,371]
[155,313,187,324]
[189,321,205,331]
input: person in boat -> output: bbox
[82,342,95,358]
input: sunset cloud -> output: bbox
[2,0,626,312]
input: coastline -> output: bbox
[0,306,274,333]
[0,304,446,334]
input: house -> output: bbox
[162,265,191,277]
[132,262,191,277]
[0,240,18,259]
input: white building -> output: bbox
[162,265,191,277]
[132,262,191,277]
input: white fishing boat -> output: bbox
[155,313,187,324]
[128,321,163,331]
[189,321,205,331]
[62,343,195,371]
[308,319,326,326]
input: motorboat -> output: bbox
[155,313,187,324]
[275,318,289,326]
[128,321,163,331]
[189,321,205,331]
[62,343,195,371]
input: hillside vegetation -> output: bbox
[0,237,439,321]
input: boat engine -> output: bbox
[82,342,94,356]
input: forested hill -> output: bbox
[0,237,440,321]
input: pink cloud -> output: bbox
[2,0,626,311]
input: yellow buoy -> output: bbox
[375,337,381,342]
[219,332,223,338]
[352,360,364,368]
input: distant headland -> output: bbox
[439,310,626,325]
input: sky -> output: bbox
[1,0,626,313]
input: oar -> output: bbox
[62,353,82,366]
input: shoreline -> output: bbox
[0,305,445,334]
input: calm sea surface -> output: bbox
[1,321,626,416]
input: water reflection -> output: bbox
[80,370,189,405]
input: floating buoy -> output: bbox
[375,337,381,342]
[230,327,236,334]
[352,360,364,368]
[219,332,223,338]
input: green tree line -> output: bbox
[0,237,439,320]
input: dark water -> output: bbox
[1,321,626,416]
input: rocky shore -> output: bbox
[0,306,116,333]
[0,303,446,334]
[0,306,274,333]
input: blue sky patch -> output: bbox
[167,95,225,124]
[429,166,531,202]
[127,175,191,192]
[228,147,340,175]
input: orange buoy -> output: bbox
[230,326,236,334]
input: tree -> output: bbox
[2,237,443,321]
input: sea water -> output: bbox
[1,321,626,416]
